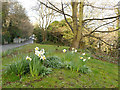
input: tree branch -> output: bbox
[88,35,116,47]
[95,28,120,33]
[40,1,72,18]
[83,15,120,22]
[84,4,115,10]
[83,19,117,37]
[61,2,74,33]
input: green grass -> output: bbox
[2,43,118,88]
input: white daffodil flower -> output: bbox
[26,56,29,60]
[72,48,74,50]
[38,53,41,57]
[82,53,85,55]
[75,49,77,52]
[29,57,32,61]
[26,56,32,61]
[40,49,45,55]
[63,49,67,53]
[80,57,83,59]
[40,55,46,60]
[88,57,90,59]
[35,47,39,51]
[35,50,40,56]
[83,59,86,62]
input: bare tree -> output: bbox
[32,0,55,42]
[40,0,120,49]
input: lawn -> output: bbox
[2,43,118,88]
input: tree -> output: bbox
[2,1,33,44]
[32,0,55,42]
[40,0,120,49]
[9,2,33,38]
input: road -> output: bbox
[1,39,33,52]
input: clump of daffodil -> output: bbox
[63,49,67,53]
[26,56,32,61]
[71,48,77,53]
[79,52,91,62]
[34,47,46,60]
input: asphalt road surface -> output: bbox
[1,39,33,52]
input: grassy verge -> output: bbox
[2,43,118,88]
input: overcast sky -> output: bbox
[17,0,119,25]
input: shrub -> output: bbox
[78,65,91,74]
[2,31,11,44]
[44,56,63,69]
[33,27,43,43]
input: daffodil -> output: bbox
[82,53,85,55]
[83,59,86,62]
[35,50,40,56]
[40,55,46,60]
[72,48,74,50]
[80,57,83,59]
[38,53,41,57]
[63,49,67,53]
[26,56,29,60]
[35,47,39,51]
[75,49,77,52]
[88,57,90,59]
[26,56,32,61]
[40,49,45,55]
[29,58,32,61]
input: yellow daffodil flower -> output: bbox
[80,57,83,59]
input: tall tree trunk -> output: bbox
[71,0,84,49]
[117,5,120,59]
[78,0,84,49]
[42,29,47,42]
[71,1,78,49]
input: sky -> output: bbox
[17,0,120,25]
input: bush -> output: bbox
[2,31,11,44]
[44,56,63,69]
[33,27,43,43]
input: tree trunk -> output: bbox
[42,29,47,42]
[70,1,79,49]
[70,0,84,49]
[117,6,120,59]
